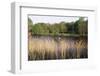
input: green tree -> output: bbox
[59,22,68,33]
[74,20,79,34]
[32,23,49,35]
[67,22,74,34]
[78,17,88,35]
[49,23,60,35]
[28,18,33,32]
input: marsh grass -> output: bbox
[28,36,88,60]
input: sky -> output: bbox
[28,15,87,24]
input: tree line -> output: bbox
[28,17,88,36]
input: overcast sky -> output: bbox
[28,15,87,24]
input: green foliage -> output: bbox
[59,22,68,33]
[32,23,49,35]
[49,23,60,35]
[74,20,79,34]
[67,22,75,34]
[28,17,88,36]
[28,18,33,32]
[78,17,88,35]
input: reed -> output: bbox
[28,37,87,60]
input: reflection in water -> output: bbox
[28,36,88,60]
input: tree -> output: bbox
[67,22,75,34]
[32,23,49,35]
[49,23,60,35]
[74,20,79,34]
[29,17,88,36]
[78,17,88,35]
[58,22,68,33]
[28,18,33,32]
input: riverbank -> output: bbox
[31,33,87,37]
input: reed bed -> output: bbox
[28,37,88,60]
